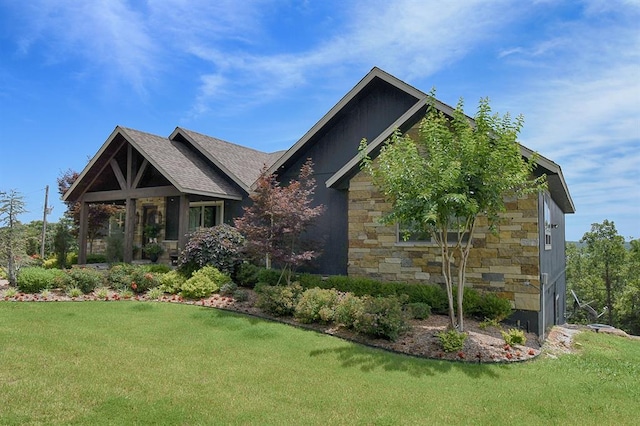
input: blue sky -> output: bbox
[1,0,638,241]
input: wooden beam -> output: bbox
[178,194,190,249]
[82,186,183,202]
[126,144,133,189]
[132,159,148,189]
[123,198,136,263]
[110,159,127,190]
[78,200,88,264]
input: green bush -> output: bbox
[334,293,365,328]
[197,265,232,287]
[501,328,527,346]
[179,266,227,299]
[219,282,238,296]
[129,269,160,294]
[147,287,164,300]
[256,268,283,286]
[294,288,340,324]
[159,270,187,294]
[180,274,218,299]
[437,329,468,353]
[479,293,512,321]
[406,302,431,320]
[86,254,107,264]
[232,289,249,302]
[235,262,262,288]
[353,296,408,341]
[142,264,172,274]
[256,283,304,316]
[42,257,58,269]
[177,224,245,277]
[67,287,83,298]
[62,267,105,294]
[16,267,66,293]
[105,264,136,290]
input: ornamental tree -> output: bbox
[360,95,545,331]
[234,158,325,284]
[0,189,27,285]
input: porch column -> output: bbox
[124,198,136,263]
[178,195,189,250]
[78,200,88,264]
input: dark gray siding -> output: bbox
[278,78,419,274]
[539,191,567,335]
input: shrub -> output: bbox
[147,287,164,300]
[501,328,527,346]
[159,270,187,294]
[219,282,238,296]
[437,329,468,353]
[179,267,227,299]
[235,262,262,288]
[478,318,501,330]
[256,268,283,286]
[62,267,105,294]
[406,302,431,320]
[142,264,172,274]
[67,287,83,298]
[294,288,340,324]
[43,258,58,269]
[86,254,107,264]
[105,264,136,290]
[334,293,365,328]
[353,296,408,341]
[256,283,304,316]
[95,287,110,299]
[16,267,66,293]
[197,265,232,287]
[129,269,160,294]
[232,289,249,302]
[180,274,217,299]
[177,224,245,277]
[479,293,512,321]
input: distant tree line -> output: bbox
[567,220,639,335]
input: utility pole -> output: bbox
[40,185,49,259]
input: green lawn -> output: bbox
[1,302,638,425]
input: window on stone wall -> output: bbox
[397,220,469,245]
[165,197,180,241]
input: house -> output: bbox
[64,67,575,334]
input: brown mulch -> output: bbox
[1,280,578,363]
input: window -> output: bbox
[188,201,223,232]
[397,220,469,245]
[164,197,180,241]
[544,197,552,250]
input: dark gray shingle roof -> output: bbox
[120,127,243,198]
[174,127,285,190]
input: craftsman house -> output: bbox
[64,67,574,334]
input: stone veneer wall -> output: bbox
[348,170,541,312]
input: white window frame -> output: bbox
[188,201,224,232]
[544,196,552,251]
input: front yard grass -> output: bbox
[1,302,638,425]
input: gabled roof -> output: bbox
[63,126,282,202]
[310,67,575,214]
[171,127,284,193]
[264,67,455,179]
